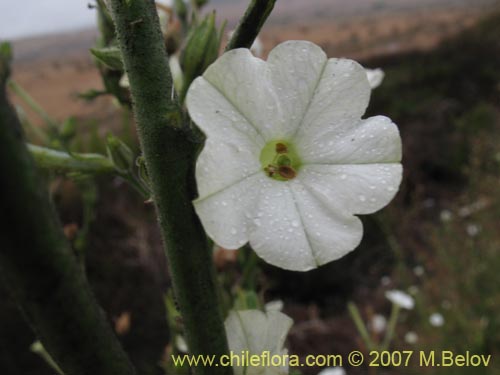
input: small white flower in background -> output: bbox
[439,209,453,222]
[429,312,445,327]
[466,223,481,237]
[228,30,264,57]
[318,367,347,375]
[365,68,385,89]
[404,331,418,344]
[186,41,402,271]
[370,314,387,334]
[225,310,292,375]
[385,290,415,310]
[413,265,425,277]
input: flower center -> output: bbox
[259,140,301,181]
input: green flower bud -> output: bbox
[106,134,134,173]
[180,12,221,100]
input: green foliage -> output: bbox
[90,46,124,70]
[106,133,134,173]
[180,12,222,101]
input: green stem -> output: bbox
[225,0,276,51]
[0,44,136,375]
[28,143,150,198]
[381,303,401,350]
[108,1,231,374]
[348,301,376,351]
[28,144,115,174]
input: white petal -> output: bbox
[187,77,264,197]
[225,310,292,375]
[249,179,363,271]
[385,290,415,310]
[199,48,284,140]
[194,173,264,249]
[318,368,347,375]
[186,77,265,148]
[225,310,292,354]
[298,163,402,215]
[293,58,371,146]
[299,116,402,165]
[267,41,327,139]
[365,68,385,89]
[195,137,262,198]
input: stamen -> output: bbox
[278,166,297,179]
[275,143,288,154]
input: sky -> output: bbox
[0,0,100,40]
[0,0,206,40]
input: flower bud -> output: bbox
[106,134,134,173]
[180,12,221,100]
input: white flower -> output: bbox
[413,265,425,277]
[370,314,387,334]
[318,367,347,375]
[385,290,415,310]
[466,223,481,237]
[186,40,402,271]
[429,312,445,327]
[440,209,453,222]
[365,68,385,89]
[225,310,293,375]
[404,331,418,344]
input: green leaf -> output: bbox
[90,46,124,70]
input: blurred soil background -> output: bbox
[1,0,500,374]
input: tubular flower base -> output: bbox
[187,41,402,271]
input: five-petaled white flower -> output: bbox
[186,40,402,271]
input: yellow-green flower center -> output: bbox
[259,140,301,181]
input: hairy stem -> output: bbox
[0,44,136,375]
[108,1,231,374]
[28,144,115,174]
[225,0,276,51]
[28,144,150,199]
